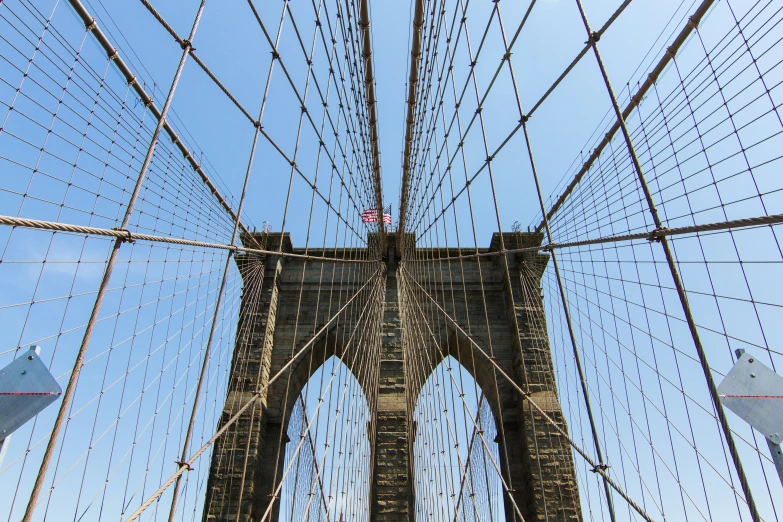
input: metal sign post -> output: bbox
[718,350,783,486]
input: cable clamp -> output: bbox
[175,460,194,471]
[647,227,669,243]
[180,39,194,51]
[85,18,97,31]
[586,31,600,46]
[591,463,609,474]
[112,227,134,243]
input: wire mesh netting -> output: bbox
[0,0,782,521]
[399,0,783,520]
[0,0,384,520]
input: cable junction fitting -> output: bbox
[112,227,134,243]
[647,227,670,242]
[174,460,194,471]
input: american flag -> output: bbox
[361,208,379,223]
[361,205,392,225]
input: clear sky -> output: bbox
[1,0,782,521]
[62,0,709,246]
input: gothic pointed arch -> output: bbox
[412,355,507,522]
[278,355,372,522]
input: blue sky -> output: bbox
[1,0,783,521]
[55,0,709,245]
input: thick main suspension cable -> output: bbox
[123,267,383,522]
[535,0,716,233]
[63,0,264,249]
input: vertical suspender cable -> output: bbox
[572,0,760,520]
[21,2,208,520]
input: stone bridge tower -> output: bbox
[203,232,581,522]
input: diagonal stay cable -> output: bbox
[63,0,265,251]
[401,264,656,522]
[95,0,377,249]
[401,271,526,522]
[401,0,639,240]
[534,0,717,234]
[258,273,383,522]
[20,1,210,518]
[299,393,333,522]
[122,266,383,522]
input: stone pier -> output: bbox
[203,232,581,522]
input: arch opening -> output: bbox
[277,355,371,522]
[412,355,506,522]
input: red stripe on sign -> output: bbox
[720,394,783,399]
[0,391,60,396]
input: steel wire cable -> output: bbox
[0,0,385,521]
[396,1,783,521]
[3,0,783,521]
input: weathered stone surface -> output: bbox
[204,233,581,522]
[370,247,414,521]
